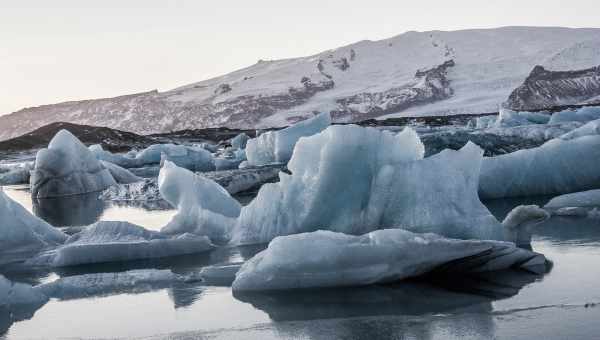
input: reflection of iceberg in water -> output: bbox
[0,303,47,336]
[32,192,105,227]
[234,271,541,340]
[533,216,600,244]
[233,270,538,322]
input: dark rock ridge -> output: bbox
[332,60,455,121]
[0,122,156,153]
[505,65,600,111]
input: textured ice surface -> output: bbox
[89,144,139,168]
[494,108,550,127]
[101,166,281,201]
[231,133,250,149]
[548,106,600,124]
[545,189,600,209]
[36,269,197,300]
[232,229,547,291]
[235,125,424,244]
[0,188,67,259]
[31,221,214,267]
[160,145,216,172]
[559,119,600,140]
[0,162,33,185]
[159,161,241,243]
[246,112,331,166]
[100,161,142,184]
[30,130,117,198]
[0,275,48,308]
[479,135,600,199]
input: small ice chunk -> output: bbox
[199,264,242,285]
[0,188,67,258]
[31,221,214,267]
[232,229,546,291]
[246,112,331,166]
[231,133,250,149]
[160,146,216,172]
[545,189,600,209]
[479,135,600,199]
[36,269,196,300]
[30,130,117,198]
[100,161,142,184]
[159,161,241,243]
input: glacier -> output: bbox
[232,229,547,291]
[479,135,600,199]
[246,112,331,166]
[30,130,117,198]
[31,221,214,267]
[0,188,67,261]
[158,161,241,243]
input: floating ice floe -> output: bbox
[30,130,117,198]
[159,161,241,243]
[479,135,600,199]
[558,119,600,140]
[232,229,548,291]
[234,125,546,245]
[0,162,34,186]
[100,161,142,184]
[30,221,214,267]
[548,106,600,124]
[160,145,216,172]
[493,108,550,127]
[231,133,250,149]
[0,188,67,261]
[246,112,331,166]
[36,269,199,300]
[89,144,139,168]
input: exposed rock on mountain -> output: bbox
[505,65,600,111]
[1,27,600,140]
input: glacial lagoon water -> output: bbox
[1,187,600,340]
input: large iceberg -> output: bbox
[0,188,67,260]
[246,112,331,166]
[30,130,117,198]
[31,221,214,267]
[232,229,547,291]
[479,135,600,199]
[159,161,241,243]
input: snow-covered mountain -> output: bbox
[1,26,600,140]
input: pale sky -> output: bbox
[1,0,599,115]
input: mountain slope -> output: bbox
[1,26,600,140]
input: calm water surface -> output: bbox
[1,187,600,340]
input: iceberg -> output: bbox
[548,106,600,124]
[159,161,241,243]
[100,161,142,184]
[160,145,216,172]
[559,119,600,140]
[545,189,600,209]
[232,229,547,291]
[0,188,67,260]
[479,135,600,199]
[36,269,198,300]
[89,144,139,168]
[31,221,214,267]
[231,133,250,149]
[0,162,34,185]
[246,112,331,166]
[494,108,550,127]
[30,130,117,198]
